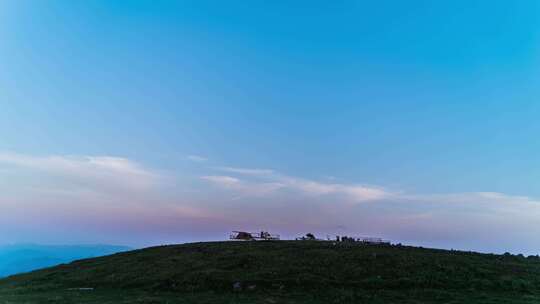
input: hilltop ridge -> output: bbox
[1,241,540,303]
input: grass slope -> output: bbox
[1,241,540,303]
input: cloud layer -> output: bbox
[0,152,216,246]
[199,165,540,254]
[3,152,540,254]
[0,152,158,191]
[205,167,390,202]
[187,155,208,162]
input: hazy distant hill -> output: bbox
[0,244,130,277]
[1,241,540,303]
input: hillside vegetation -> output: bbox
[1,241,540,303]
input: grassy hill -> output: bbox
[1,241,540,303]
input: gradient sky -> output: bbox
[1,1,540,254]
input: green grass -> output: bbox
[1,241,540,303]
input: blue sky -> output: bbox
[1,1,540,253]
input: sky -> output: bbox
[1,0,540,254]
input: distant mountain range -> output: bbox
[0,244,130,277]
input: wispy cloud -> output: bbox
[216,167,274,176]
[201,175,284,197]
[277,175,390,202]
[0,152,217,245]
[187,155,208,162]
[199,164,540,253]
[5,153,540,253]
[207,166,540,209]
[0,152,159,191]
[201,175,241,186]
[204,166,391,202]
